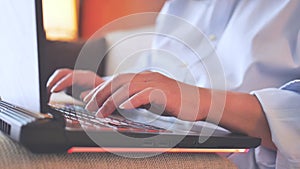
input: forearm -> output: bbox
[201,88,276,150]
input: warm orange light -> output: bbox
[42,0,78,41]
[67,147,249,153]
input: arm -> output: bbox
[252,85,300,167]
[83,71,276,150]
[202,89,276,150]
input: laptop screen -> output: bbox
[0,0,41,113]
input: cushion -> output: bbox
[0,132,236,169]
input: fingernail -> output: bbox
[50,88,55,93]
[50,85,59,93]
[46,82,50,88]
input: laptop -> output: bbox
[0,0,260,154]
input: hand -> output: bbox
[47,69,104,99]
[83,71,210,121]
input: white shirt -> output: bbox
[150,0,300,168]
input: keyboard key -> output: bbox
[51,104,168,133]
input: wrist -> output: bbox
[198,88,212,121]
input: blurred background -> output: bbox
[42,0,166,42]
[40,0,166,100]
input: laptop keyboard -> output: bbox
[51,104,168,133]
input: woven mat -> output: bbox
[0,132,236,169]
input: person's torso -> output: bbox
[151,0,300,92]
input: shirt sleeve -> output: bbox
[280,80,300,94]
[251,81,300,168]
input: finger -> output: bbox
[86,72,162,115]
[91,82,148,117]
[51,73,73,92]
[119,88,154,109]
[120,88,169,117]
[47,69,72,92]
[86,82,131,112]
[83,81,108,103]
[71,70,104,88]
[80,90,92,100]
[86,73,136,109]
[51,70,104,93]
[94,83,134,117]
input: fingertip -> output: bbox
[46,81,51,89]
[50,85,60,93]
[95,110,104,118]
[80,90,90,101]
[47,82,55,93]
[95,112,103,118]
[95,108,110,118]
[79,94,85,101]
[83,96,89,103]
[46,75,55,88]
[50,87,56,93]
[83,91,95,103]
[85,103,93,112]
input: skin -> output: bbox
[47,68,104,99]
[47,69,276,150]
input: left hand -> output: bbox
[84,71,209,121]
[47,69,104,99]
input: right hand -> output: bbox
[47,69,104,99]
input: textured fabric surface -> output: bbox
[0,133,236,169]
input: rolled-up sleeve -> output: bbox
[251,80,300,168]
